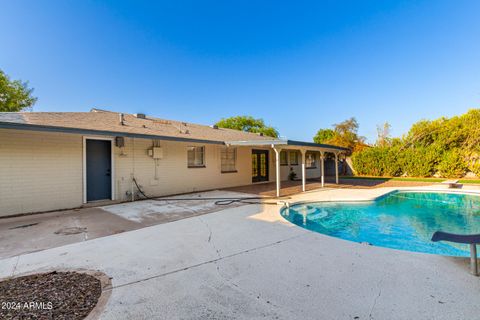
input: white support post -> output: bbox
[300,149,306,192]
[335,152,339,184]
[273,147,281,197]
[320,151,325,188]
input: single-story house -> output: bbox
[0,109,347,217]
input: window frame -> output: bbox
[221,147,237,173]
[187,146,206,168]
[280,150,288,166]
[289,151,299,166]
[305,152,317,169]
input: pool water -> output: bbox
[280,191,480,256]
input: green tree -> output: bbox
[313,128,336,144]
[215,115,279,138]
[0,70,37,112]
[313,117,367,153]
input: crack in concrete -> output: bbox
[215,259,282,311]
[198,216,222,259]
[369,287,382,320]
[10,256,20,278]
[196,217,269,309]
[109,233,306,291]
[368,271,385,319]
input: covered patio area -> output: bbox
[225,178,340,197]
[226,139,349,197]
[225,177,444,197]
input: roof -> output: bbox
[0,110,348,152]
[0,110,274,145]
[225,139,348,153]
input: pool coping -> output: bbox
[281,186,480,209]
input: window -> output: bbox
[289,151,299,165]
[280,150,288,166]
[221,147,237,173]
[306,152,316,168]
[187,146,205,167]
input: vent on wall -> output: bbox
[115,137,125,148]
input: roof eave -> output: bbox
[225,139,348,152]
[224,139,287,146]
[0,121,225,145]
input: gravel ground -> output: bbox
[0,271,101,319]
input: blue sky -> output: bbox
[1,0,479,142]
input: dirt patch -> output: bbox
[0,271,102,319]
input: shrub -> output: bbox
[351,146,402,177]
[383,146,403,176]
[436,150,467,178]
[469,161,480,177]
[350,109,479,178]
[401,147,438,177]
[352,148,382,176]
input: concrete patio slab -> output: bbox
[0,190,256,259]
[101,190,257,223]
[0,207,140,259]
[1,186,479,319]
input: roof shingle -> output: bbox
[0,110,276,143]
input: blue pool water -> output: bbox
[280,191,480,256]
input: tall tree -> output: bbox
[330,117,367,152]
[0,69,37,112]
[215,115,279,138]
[313,117,366,153]
[313,128,336,144]
[376,122,392,147]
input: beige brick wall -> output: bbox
[0,129,83,216]
[0,130,273,216]
[114,138,256,200]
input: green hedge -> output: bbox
[352,147,403,177]
[351,109,480,178]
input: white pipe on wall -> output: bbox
[273,147,281,197]
[301,149,306,192]
[320,151,325,188]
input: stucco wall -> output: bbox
[0,130,269,216]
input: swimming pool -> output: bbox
[280,191,480,256]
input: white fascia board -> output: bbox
[224,139,288,146]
